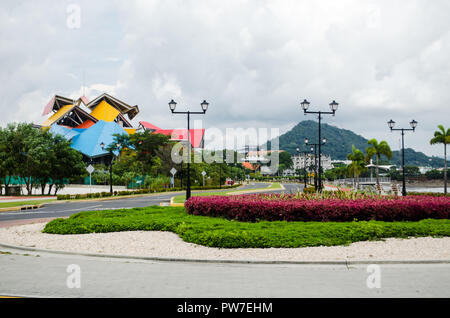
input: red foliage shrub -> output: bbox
[184,194,450,222]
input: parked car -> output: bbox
[225,178,234,186]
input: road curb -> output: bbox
[0,204,44,213]
[169,196,184,207]
[1,242,449,265]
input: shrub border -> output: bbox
[185,194,450,222]
[57,184,242,200]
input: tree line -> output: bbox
[107,131,252,188]
[0,123,255,196]
[333,125,448,193]
[0,123,85,195]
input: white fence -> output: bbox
[332,177,391,185]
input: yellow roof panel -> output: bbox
[90,100,120,122]
[124,128,136,135]
[41,104,75,127]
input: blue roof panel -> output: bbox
[70,120,128,158]
[49,125,80,141]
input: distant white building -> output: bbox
[292,154,333,171]
[282,168,296,176]
[418,166,433,174]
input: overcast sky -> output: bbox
[1,0,449,157]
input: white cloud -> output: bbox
[1,0,449,158]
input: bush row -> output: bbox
[56,184,242,200]
[303,186,316,194]
[407,192,449,197]
[184,194,450,222]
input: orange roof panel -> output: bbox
[76,120,96,129]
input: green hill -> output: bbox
[271,120,448,168]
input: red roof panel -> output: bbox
[153,128,205,148]
[139,121,162,131]
[80,96,89,105]
[42,96,55,116]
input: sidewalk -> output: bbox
[0,217,61,228]
[0,196,56,202]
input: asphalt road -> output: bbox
[0,248,449,298]
[1,182,448,299]
[0,183,303,223]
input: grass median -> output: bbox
[172,182,282,204]
[42,205,450,248]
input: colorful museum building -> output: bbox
[37,93,205,162]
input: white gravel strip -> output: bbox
[0,222,449,262]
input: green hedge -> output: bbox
[56,184,242,200]
[408,192,449,197]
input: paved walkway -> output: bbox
[6,185,130,196]
[0,218,63,229]
[1,247,449,297]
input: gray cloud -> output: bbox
[1,0,449,157]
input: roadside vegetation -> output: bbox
[0,199,56,209]
[43,206,450,248]
[0,123,85,195]
[430,125,449,194]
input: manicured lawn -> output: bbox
[0,199,56,209]
[267,182,282,189]
[43,206,450,248]
[172,182,282,203]
[173,192,223,203]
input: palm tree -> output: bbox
[347,145,366,189]
[430,125,450,194]
[366,139,392,185]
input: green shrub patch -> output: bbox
[42,206,450,248]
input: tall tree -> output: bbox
[13,123,47,195]
[114,132,170,174]
[0,127,8,195]
[34,130,55,195]
[0,123,32,194]
[0,123,86,195]
[347,145,366,189]
[47,133,85,195]
[430,125,450,194]
[365,139,392,185]
[278,151,293,174]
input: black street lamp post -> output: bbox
[301,99,338,191]
[219,163,222,188]
[308,146,315,185]
[305,137,327,191]
[296,147,309,188]
[387,119,418,196]
[100,142,121,195]
[310,144,318,189]
[169,99,209,200]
